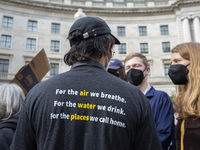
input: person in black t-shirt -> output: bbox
[11,16,162,150]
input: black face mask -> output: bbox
[127,68,145,86]
[109,72,119,77]
[168,64,189,85]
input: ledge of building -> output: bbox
[0,73,15,82]
[1,0,200,14]
[149,81,173,85]
[148,76,173,85]
[0,52,14,57]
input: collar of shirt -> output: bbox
[71,59,106,71]
[143,84,151,95]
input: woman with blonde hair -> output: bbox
[168,42,200,150]
[0,83,25,150]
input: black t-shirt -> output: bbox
[10,60,162,150]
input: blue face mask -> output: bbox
[168,64,189,85]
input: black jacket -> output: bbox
[0,115,18,150]
[11,60,162,150]
[176,117,200,150]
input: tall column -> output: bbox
[193,17,200,42]
[182,18,192,42]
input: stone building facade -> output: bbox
[0,0,200,96]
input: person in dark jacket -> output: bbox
[0,83,25,150]
[10,16,162,150]
[124,52,175,150]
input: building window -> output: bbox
[26,38,36,50]
[140,43,148,54]
[50,63,59,76]
[139,26,147,36]
[117,27,125,36]
[113,0,124,2]
[134,0,146,1]
[2,16,13,28]
[0,59,9,73]
[24,60,31,65]
[51,23,60,34]
[147,71,151,77]
[28,20,37,32]
[160,25,169,35]
[164,63,170,76]
[162,42,171,53]
[49,0,63,1]
[118,43,126,54]
[51,40,60,52]
[1,35,11,48]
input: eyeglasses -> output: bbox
[108,42,115,57]
[111,50,115,57]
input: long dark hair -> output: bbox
[64,30,115,66]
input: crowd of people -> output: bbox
[0,16,200,150]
